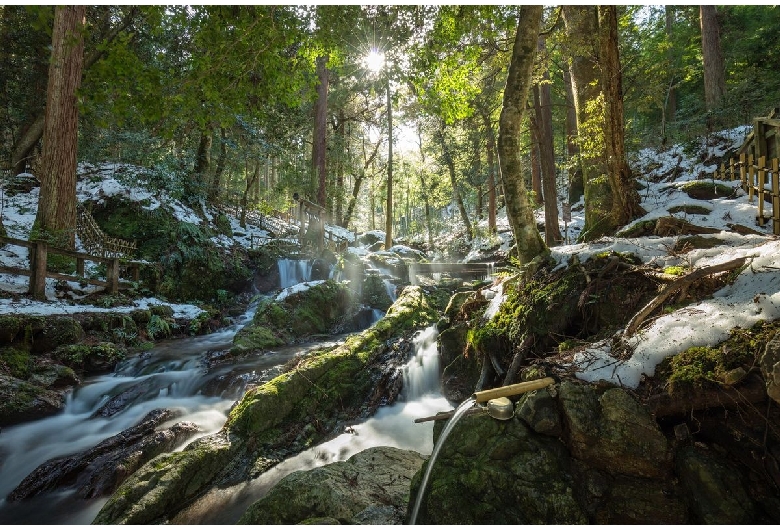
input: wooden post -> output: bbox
[76,257,85,276]
[106,258,120,294]
[730,157,736,181]
[748,154,755,202]
[758,156,767,226]
[30,240,48,300]
[740,153,747,192]
[773,158,780,235]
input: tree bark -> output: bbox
[34,6,86,249]
[210,127,227,203]
[664,6,677,126]
[563,69,583,204]
[384,72,393,250]
[480,110,498,234]
[529,123,543,205]
[313,55,329,209]
[700,5,725,112]
[598,5,645,226]
[437,125,473,241]
[498,5,546,264]
[533,39,562,246]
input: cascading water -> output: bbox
[170,324,451,524]
[0,301,451,525]
[277,258,312,289]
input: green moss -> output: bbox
[146,314,172,339]
[0,315,24,344]
[617,220,657,238]
[663,265,688,276]
[55,342,125,370]
[0,347,31,378]
[657,321,772,392]
[680,181,734,200]
[668,204,712,215]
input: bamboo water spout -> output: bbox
[472,377,555,403]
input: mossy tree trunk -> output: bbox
[498,5,546,264]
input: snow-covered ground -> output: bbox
[1,126,777,389]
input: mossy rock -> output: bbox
[410,412,586,524]
[0,346,32,378]
[679,181,735,200]
[673,235,723,252]
[0,314,25,344]
[95,286,439,525]
[361,273,393,310]
[30,317,85,354]
[668,204,712,216]
[617,219,657,238]
[0,374,66,426]
[54,342,126,374]
[233,280,358,351]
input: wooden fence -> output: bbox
[0,236,141,300]
[77,204,137,258]
[714,153,780,235]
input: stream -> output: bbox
[0,271,451,524]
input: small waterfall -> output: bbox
[277,259,312,289]
[383,279,397,302]
[409,396,477,525]
[402,326,441,401]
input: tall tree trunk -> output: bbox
[342,135,380,229]
[700,5,725,112]
[437,125,473,241]
[664,6,677,127]
[313,55,329,208]
[480,110,498,234]
[11,7,139,176]
[598,5,645,225]
[498,5,546,264]
[34,5,85,249]
[384,73,393,249]
[335,110,346,226]
[533,41,562,246]
[416,125,435,248]
[189,128,212,203]
[563,69,583,204]
[529,125,543,205]
[240,162,261,228]
[563,5,614,240]
[209,127,227,203]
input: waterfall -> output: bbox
[402,325,441,401]
[277,259,312,289]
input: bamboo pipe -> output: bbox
[472,377,555,403]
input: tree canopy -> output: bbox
[1,4,777,256]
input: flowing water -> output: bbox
[0,298,450,524]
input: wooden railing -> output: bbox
[77,204,137,258]
[0,236,141,300]
[714,153,780,234]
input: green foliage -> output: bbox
[146,314,172,340]
[56,342,125,369]
[663,265,688,276]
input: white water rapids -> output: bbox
[0,301,450,524]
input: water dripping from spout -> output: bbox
[408,396,476,525]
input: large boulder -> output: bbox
[558,381,672,478]
[761,334,780,405]
[0,375,66,426]
[410,410,586,525]
[239,446,425,524]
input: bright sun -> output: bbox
[364,48,385,74]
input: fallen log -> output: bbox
[646,374,767,418]
[623,256,749,338]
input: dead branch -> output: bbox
[623,256,748,338]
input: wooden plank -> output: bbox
[0,265,31,277]
[758,156,767,225]
[0,235,34,248]
[30,241,48,301]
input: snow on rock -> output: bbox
[275,280,326,302]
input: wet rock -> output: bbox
[7,409,199,501]
[411,412,586,524]
[675,445,754,524]
[30,317,85,354]
[0,374,66,427]
[239,446,425,524]
[559,381,671,478]
[94,286,440,525]
[761,334,780,405]
[28,361,80,389]
[438,324,480,403]
[91,378,159,418]
[516,387,562,437]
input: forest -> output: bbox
[2,4,780,526]
[3,5,779,253]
